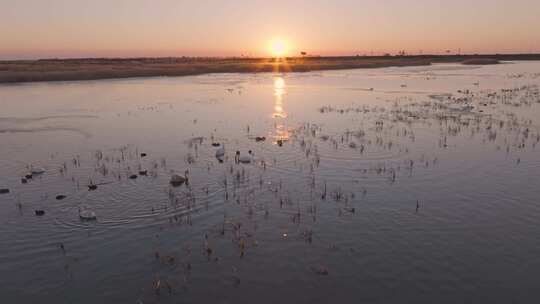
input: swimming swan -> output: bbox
[215,145,225,159]
[170,170,189,186]
[79,207,97,220]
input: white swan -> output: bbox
[215,145,225,160]
[31,167,46,175]
[79,207,97,220]
[238,155,252,164]
[170,170,189,186]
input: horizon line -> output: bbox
[3,52,540,62]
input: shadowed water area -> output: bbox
[1,62,540,303]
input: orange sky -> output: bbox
[1,0,540,59]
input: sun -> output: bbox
[269,39,288,58]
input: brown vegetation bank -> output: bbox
[1,54,539,84]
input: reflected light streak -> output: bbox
[272,76,290,143]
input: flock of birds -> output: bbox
[1,72,539,301]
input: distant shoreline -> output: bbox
[1,54,539,84]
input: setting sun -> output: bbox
[3,1,540,303]
[269,39,288,58]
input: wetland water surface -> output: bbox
[1,62,540,303]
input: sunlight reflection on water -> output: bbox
[1,62,540,304]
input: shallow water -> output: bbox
[1,62,540,304]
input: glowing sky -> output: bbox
[1,0,539,59]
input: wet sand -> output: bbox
[1,54,539,84]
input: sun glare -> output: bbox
[269,39,288,58]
